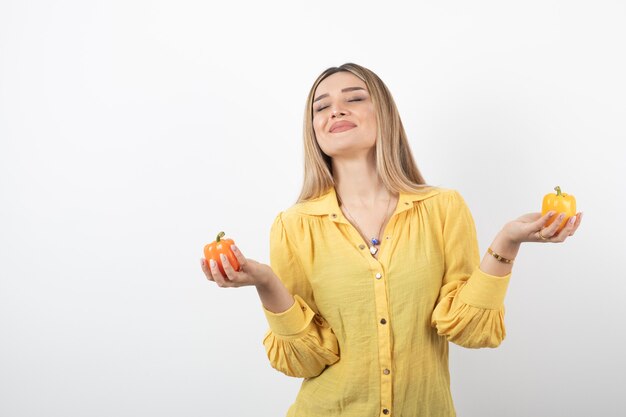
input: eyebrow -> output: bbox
[313,86,367,103]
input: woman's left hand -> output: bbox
[502,211,583,244]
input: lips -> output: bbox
[330,121,357,133]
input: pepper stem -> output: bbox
[216,231,225,242]
[554,186,562,196]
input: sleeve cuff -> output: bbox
[458,267,512,310]
[262,294,316,337]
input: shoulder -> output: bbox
[431,187,467,203]
[406,186,467,207]
[430,188,472,211]
[273,204,313,224]
[406,187,474,224]
[269,205,313,238]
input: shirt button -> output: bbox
[380,318,387,325]
[359,244,366,250]
[383,368,390,375]
[382,408,390,415]
[375,273,382,279]
[331,213,337,218]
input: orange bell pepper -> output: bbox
[541,186,576,232]
[204,231,240,276]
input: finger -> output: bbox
[554,215,577,242]
[569,212,583,236]
[531,212,554,241]
[544,213,565,237]
[230,245,247,271]
[533,211,555,229]
[210,258,232,288]
[200,258,214,281]
[515,212,541,223]
[220,253,239,284]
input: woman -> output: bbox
[201,63,583,416]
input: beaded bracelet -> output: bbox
[487,247,514,264]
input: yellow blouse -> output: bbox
[262,186,511,417]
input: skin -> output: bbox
[200,71,584,312]
[311,72,398,244]
[312,71,378,179]
[313,72,395,207]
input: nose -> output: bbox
[331,107,347,118]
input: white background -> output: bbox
[1,1,625,416]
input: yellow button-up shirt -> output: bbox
[262,186,511,417]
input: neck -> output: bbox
[332,152,391,208]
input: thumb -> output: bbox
[535,211,556,228]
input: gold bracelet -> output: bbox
[487,247,514,264]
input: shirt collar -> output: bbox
[293,186,441,224]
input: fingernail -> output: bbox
[231,245,238,252]
[209,259,216,267]
[548,211,555,216]
[569,216,576,224]
[220,254,226,261]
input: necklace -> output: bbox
[338,192,393,256]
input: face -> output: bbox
[312,71,378,159]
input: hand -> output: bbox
[502,211,583,244]
[200,245,274,288]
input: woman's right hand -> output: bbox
[200,244,274,288]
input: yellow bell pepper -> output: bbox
[541,186,576,232]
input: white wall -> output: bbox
[1,1,625,416]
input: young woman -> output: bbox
[201,63,583,417]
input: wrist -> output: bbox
[255,269,279,291]
[500,223,524,246]
[491,230,521,260]
[255,272,294,314]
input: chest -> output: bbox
[339,203,395,250]
[301,212,445,317]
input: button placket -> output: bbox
[371,266,393,416]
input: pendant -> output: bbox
[369,237,380,255]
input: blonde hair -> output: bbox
[296,63,433,203]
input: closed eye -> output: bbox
[314,97,365,113]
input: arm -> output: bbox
[479,232,520,277]
[255,269,295,314]
[261,212,340,378]
[431,191,512,348]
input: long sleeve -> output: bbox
[431,190,512,348]
[262,212,340,378]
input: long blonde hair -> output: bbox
[296,63,433,203]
